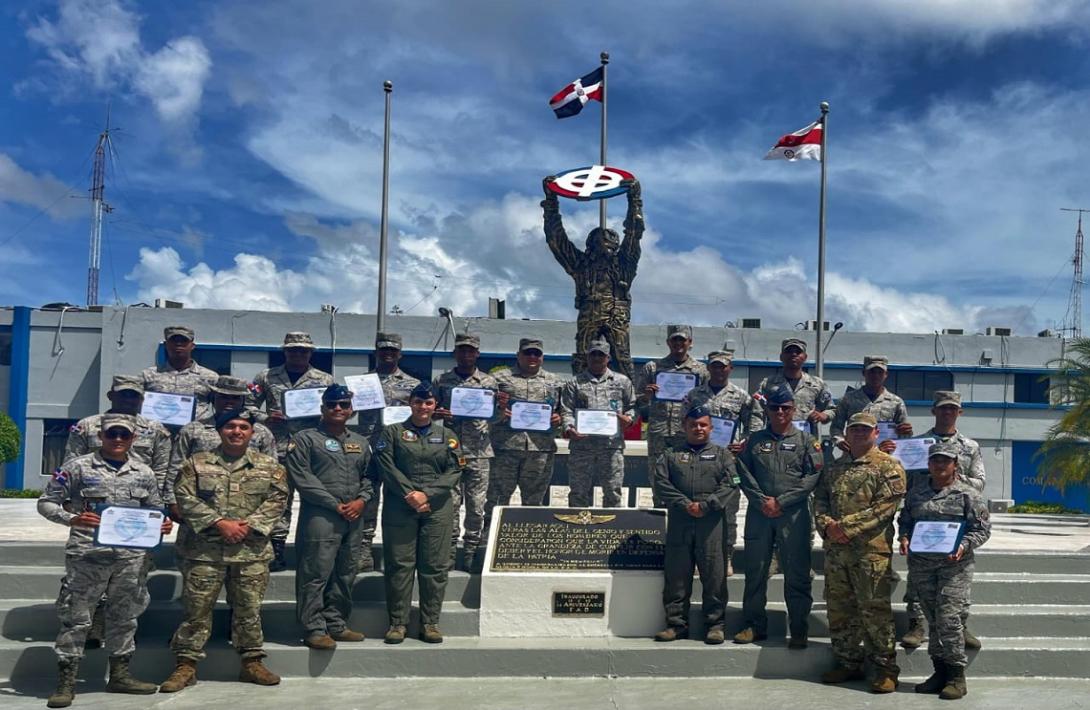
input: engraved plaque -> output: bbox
[552,591,606,617]
[489,507,666,572]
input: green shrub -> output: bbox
[1008,501,1084,515]
[0,488,42,498]
[0,412,19,464]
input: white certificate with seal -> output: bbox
[94,506,164,549]
[909,520,965,554]
[382,405,412,425]
[877,421,898,442]
[140,391,195,426]
[282,387,325,419]
[344,373,386,411]
[710,417,737,447]
[450,386,495,419]
[891,437,936,471]
[575,409,618,436]
[510,401,553,431]
[654,372,697,402]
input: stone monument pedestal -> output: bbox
[479,506,666,638]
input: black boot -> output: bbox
[47,659,78,708]
[269,540,288,572]
[914,656,947,694]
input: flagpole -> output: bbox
[377,80,393,336]
[815,101,829,380]
[599,51,609,231]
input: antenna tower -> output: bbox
[1061,208,1088,340]
[86,115,114,307]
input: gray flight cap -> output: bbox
[282,332,316,349]
[164,325,195,341]
[781,337,807,353]
[667,324,692,341]
[100,413,137,433]
[933,390,962,408]
[864,355,889,371]
[454,333,481,349]
[375,332,403,350]
[519,337,545,353]
[587,339,611,355]
[110,375,144,394]
[707,350,734,366]
[209,376,251,397]
[928,440,960,460]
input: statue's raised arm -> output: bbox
[542,175,582,277]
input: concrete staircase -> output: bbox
[1,542,1088,681]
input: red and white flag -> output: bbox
[764,119,822,161]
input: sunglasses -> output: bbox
[766,404,794,412]
[521,350,543,357]
[325,400,353,410]
[103,429,133,440]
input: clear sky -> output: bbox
[2,0,1089,336]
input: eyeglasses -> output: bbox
[325,400,353,410]
[766,405,794,412]
[521,350,543,357]
[103,429,133,440]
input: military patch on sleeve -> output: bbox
[448,438,459,450]
[286,442,296,453]
[813,441,822,452]
[345,443,363,453]
[457,456,467,467]
[375,439,387,451]
[274,469,286,481]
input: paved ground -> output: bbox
[1,677,1089,709]
[3,499,1088,551]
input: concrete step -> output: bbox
[4,636,1090,681]
[3,599,1085,643]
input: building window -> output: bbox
[193,348,232,376]
[747,366,781,395]
[267,350,334,375]
[41,419,79,476]
[888,370,953,402]
[369,354,434,383]
[0,332,11,366]
[1014,373,1049,404]
[477,356,518,376]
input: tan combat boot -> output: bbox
[46,659,78,708]
[420,624,444,644]
[330,629,365,642]
[240,658,281,685]
[159,658,197,693]
[870,667,899,694]
[732,627,767,644]
[963,626,982,650]
[940,664,967,700]
[653,627,688,642]
[901,619,926,648]
[105,654,157,694]
[384,625,407,644]
[820,665,865,684]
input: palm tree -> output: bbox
[1037,338,1090,494]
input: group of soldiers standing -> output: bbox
[39,322,992,705]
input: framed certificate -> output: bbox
[282,387,325,418]
[344,373,386,411]
[877,421,898,442]
[382,405,412,425]
[510,401,553,431]
[575,409,618,436]
[94,506,164,549]
[710,417,737,447]
[450,386,495,419]
[654,372,697,402]
[909,520,966,555]
[140,391,195,427]
[891,437,936,471]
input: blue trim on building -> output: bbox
[6,307,31,488]
[730,359,1057,376]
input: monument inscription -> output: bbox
[489,507,665,572]
[552,591,606,617]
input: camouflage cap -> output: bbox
[928,440,960,460]
[454,333,480,349]
[706,350,733,366]
[163,325,194,341]
[587,338,610,355]
[282,331,316,349]
[209,375,250,396]
[847,412,878,429]
[110,375,144,394]
[864,355,889,371]
[375,332,403,350]
[781,337,807,353]
[933,390,962,408]
[667,324,692,340]
[519,337,545,353]
[100,413,137,432]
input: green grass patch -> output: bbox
[1008,501,1085,515]
[0,488,41,499]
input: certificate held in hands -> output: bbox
[710,417,737,447]
[891,438,936,471]
[575,409,618,437]
[655,372,697,402]
[95,506,164,549]
[141,392,195,427]
[450,386,495,419]
[909,520,965,555]
[282,387,325,419]
[510,401,552,432]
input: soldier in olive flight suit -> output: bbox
[374,382,464,645]
[286,385,375,649]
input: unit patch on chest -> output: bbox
[780,443,797,451]
[344,443,363,453]
[679,452,692,463]
[428,436,444,444]
[758,442,775,453]
[401,430,418,442]
[324,439,341,452]
[699,452,716,460]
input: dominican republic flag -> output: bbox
[764,119,823,161]
[549,67,604,119]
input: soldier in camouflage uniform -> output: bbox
[559,338,636,508]
[734,385,823,647]
[542,175,643,380]
[830,355,913,451]
[898,441,991,700]
[161,410,288,692]
[756,338,835,435]
[39,414,170,707]
[682,350,760,575]
[432,332,498,570]
[814,412,906,693]
[353,332,420,571]
[485,338,563,533]
[251,332,334,571]
[636,324,709,469]
[898,390,986,651]
[286,384,374,649]
[651,405,740,645]
[140,325,219,425]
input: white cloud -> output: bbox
[0,153,85,220]
[134,37,212,127]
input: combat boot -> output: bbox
[870,667,899,694]
[940,664,967,700]
[725,547,735,578]
[384,625,407,644]
[963,626,981,650]
[158,658,197,693]
[330,629,365,642]
[901,619,926,649]
[240,658,280,685]
[269,540,288,572]
[915,656,947,694]
[304,633,337,650]
[732,627,766,644]
[820,665,865,684]
[704,627,725,645]
[653,627,688,642]
[46,658,78,708]
[105,654,157,694]
[420,624,444,644]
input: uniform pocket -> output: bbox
[241,477,270,495]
